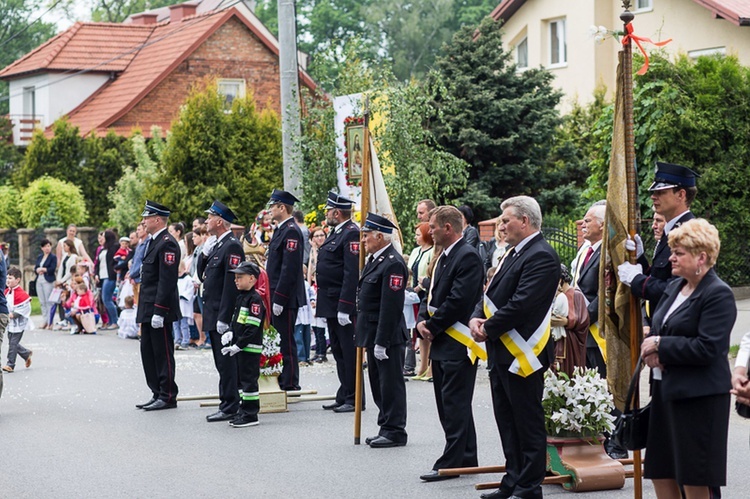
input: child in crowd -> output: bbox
[76,263,91,289]
[221,261,266,428]
[2,267,33,373]
[65,282,96,334]
[294,268,312,366]
[174,261,194,350]
[113,237,132,283]
[309,283,328,363]
[118,295,139,339]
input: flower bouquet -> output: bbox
[543,367,616,437]
[260,325,283,376]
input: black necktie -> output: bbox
[367,255,374,266]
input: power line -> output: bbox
[0,0,245,105]
[0,0,66,50]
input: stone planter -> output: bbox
[546,435,625,492]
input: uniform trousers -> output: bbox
[273,308,300,391]
[237,351,260,419]
[208,330,239,414]
[140,322,178,403]
[489,365,546,499]
[327,318,360,406]
[432,358,478,470]
[367,343,407,443]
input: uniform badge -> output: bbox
[286,239,299,251]
[251,303,261,316]
[389,274,404,291]
[349,241,360,255]
[229,254,241,268]
[164,252,176,265]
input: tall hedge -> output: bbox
[19,176,87,228]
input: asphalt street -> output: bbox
[1,312,750,498]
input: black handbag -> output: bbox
[28,279,37,297]
[612,356,651,450]
[736,401,750,419]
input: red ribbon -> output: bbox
[622,23,672,75]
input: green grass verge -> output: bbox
[31,297,41,316]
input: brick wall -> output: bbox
[113,17,282,132]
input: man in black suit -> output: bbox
[469,196,560,499]
[571,202,606,377]
[357,213,409,448]
[136,200,181,411]
[417,206,484,482]
[266,189,306,391]
[316,192,361,413]
[198,200,244,422]
[619,162,699,313]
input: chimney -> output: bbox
[130,13,159,25]
[169,3,198,23]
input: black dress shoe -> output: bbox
[420,470,458,482]
[136,397,157,409]
[368,435,406,448]
[142,399,177,411]
[206,410,237,422]
[365,435,379,445]
[333,403,356,413]
[479,490,511,499]
[322,402,342,410]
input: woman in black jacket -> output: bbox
[95,229,120,329]
[34,239,58,329]
[640,219,736,498]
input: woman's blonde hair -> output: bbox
[668,218,720,267]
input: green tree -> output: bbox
[0,184,21,228]
[0,117,22,181]
[150,81,283,225]
[0,0,57,114]
[81,131,133,227]
[429,17,563,220]
[14,118,84,188]
[19,176,87,228]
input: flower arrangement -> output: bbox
[542,367,616,437]
[260,325,283,376]
[588,25,624,44]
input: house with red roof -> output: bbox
[490,0,750,110]
[0,1,316,145]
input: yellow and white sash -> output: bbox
[427,305,487,363]
[588,322,607,363]
[483,293,552,377]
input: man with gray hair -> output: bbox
[470,195,560,499]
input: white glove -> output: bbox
[273,303,283,316]
[624,235,644,258]
[374,345,389,361]
[617,262,643,286]
[151,315,164,329]
[221,331,233,345]
[202,235,218,256]
[337,312,352,326]
[217,320,229,334]
[221,345,241,356]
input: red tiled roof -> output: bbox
[0,23,154,79]
[693,0,750,26]
[489,0,527,23]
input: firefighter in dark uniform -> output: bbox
[136,200,181,411]
[198,200,244,422]
[357,213,408,448]
[266,189,306,391]
[317,192,362,413]
[220,261,266,428]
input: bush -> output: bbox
[20,176,87,228]
[0,185,22,228]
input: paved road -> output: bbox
[1,318,749,498]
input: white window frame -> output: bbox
[688,47,726,58]
[217,78,246,112]
[548,19,567,68]
[23,86,36,117]
[634,0,653,13]
[516,37,529,70]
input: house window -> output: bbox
[23,86,36,117]
[217,79,246,111]
[635,0,653,12]
[516,37,528,70]
[549,19,567,67]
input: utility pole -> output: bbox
[277,0,302,197]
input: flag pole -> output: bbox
[354,96,371,445]
[620,2,643,497]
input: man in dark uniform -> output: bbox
[618,162,699,313]
[469,196,560,499]
[317,192,361,413]
[417,205,483,481]
[266,189,306,391]
[357,213,409,448]
[136,200,181,411]
[197,200,244,422]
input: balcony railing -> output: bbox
[4,114,44,145]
